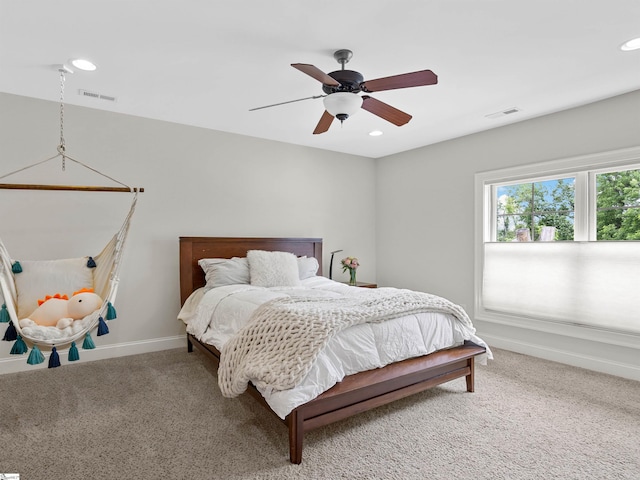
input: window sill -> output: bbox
[475,308,640,350]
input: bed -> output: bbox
[178,236,489,464]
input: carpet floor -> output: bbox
[1,346,638,479]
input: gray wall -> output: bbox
[376,89,640,379]
[0,93,377,372]
[2,89,639,379]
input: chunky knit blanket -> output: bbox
[218,288,475,397]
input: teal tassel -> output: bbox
[97,316,109,336]
[12,261,22,273]
[48,346,61,368]
[0,303,9,323]
[10,335,28,355]
[27,345,45,365]
[3,320,17,341]
[82,332,95,350]
[87,256,96,268]
[106,302,117,320]
[68,341,80,361]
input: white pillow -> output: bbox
[297,256,319,280]
[247,250,301,287]
[198,257,250,289]
[15,257,94,319]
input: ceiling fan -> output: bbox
[250,49,438,134]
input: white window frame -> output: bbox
[474,146,640,349]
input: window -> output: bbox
[496,177,575,241]
[475,147,640,338]
[491,168,640,243]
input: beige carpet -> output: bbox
[1,346,638,480]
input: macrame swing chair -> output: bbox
[0,67,143,368]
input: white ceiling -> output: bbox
[1,0,639,159]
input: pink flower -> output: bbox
[341,256,359,272]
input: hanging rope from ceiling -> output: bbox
[0,67,144,193]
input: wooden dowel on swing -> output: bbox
[0,183,144,193]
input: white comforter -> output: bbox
[178,276,491,419]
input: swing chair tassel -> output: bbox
[97,316,109,336]
[27,345,45,365]
[86,256,96,268]
[10,335,28,355]
[12,261,22,273]
[68,341,80,361]
[0,304,10,323]
[48,346,61,368]
[3,320,17,341]
[82,332,95,350]
[106,302,117,320]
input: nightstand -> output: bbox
[342,281,377,288]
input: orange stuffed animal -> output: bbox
[28,288,103,329]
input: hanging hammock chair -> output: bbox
[0,185,140,366]
[0,68,143,366]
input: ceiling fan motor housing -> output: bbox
[323,70,364,94]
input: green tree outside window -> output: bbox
[597,169,640,240]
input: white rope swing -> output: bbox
[0,194,137,352]
[0,67,143,367]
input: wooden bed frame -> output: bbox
[179,236,486,464]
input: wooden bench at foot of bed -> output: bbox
[187,333,485,464]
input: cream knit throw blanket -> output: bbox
[218,288,474,398]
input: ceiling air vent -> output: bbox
[78,89,117,102]
[485,107,521,119]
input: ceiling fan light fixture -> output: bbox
[323,92,363,121]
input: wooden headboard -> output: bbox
[179,237,323,305]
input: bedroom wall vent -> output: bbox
[485,107,521,119]
[78,89,117,102]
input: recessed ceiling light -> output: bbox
[70,58,97,71]
[369,130,383,137]
[621,37,640,51]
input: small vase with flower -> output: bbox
[341,256,360,286]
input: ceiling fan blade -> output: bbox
[361,69,438,92]
[313,110,334,134]
[361,96,412,126]
[249,95,324,111]
[292,63,340,86]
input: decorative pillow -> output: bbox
[297,256,319,280]
[247,250,301,287]
[198,257,250,289]
[15,257,94,319]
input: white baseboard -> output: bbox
[482,332,640,381]
[5,332,638,382]
[0,335,186,375]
